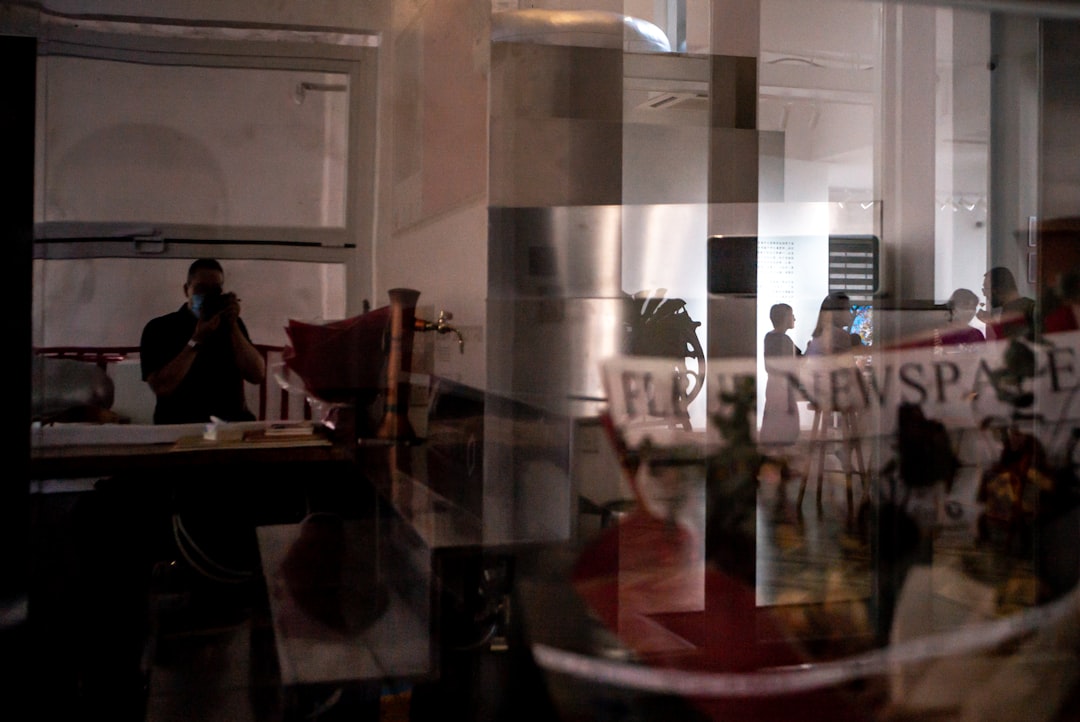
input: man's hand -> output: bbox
[194,292,240,341]
[191,314,219,345]
[218,292,241,327]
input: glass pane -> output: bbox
[37,56,349,230]
[33,257,346,349]
[32,257,346,423]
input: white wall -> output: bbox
[934,8,990,314]
[378,0,490,391]
[37,58,349,231]
[376,201,489,389]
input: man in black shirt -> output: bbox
[74,261,266,713]
[140,258,265,424]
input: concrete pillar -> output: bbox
[879,2,937,301]
[706,0,761,240]
[988,14,1039,296]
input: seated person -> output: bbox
[938,288,986,348]
[140,258,265,424]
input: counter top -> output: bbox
[357,443,484,550]
[29,421,351,479]
[256,516,434,702]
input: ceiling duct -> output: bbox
[491,8,671,52]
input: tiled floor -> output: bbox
[758,451,1037,619]
[147,618,281,722]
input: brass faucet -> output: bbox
[415,310,465,353]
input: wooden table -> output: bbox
[29,422,353,480]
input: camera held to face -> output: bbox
[194,288,235,321]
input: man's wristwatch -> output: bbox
[187,338,200,350]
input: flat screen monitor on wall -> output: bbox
[707,235,757,295]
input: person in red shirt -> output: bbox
[938,288,986,348]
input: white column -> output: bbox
[879,2,938,301]
[988,14,1039,294]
